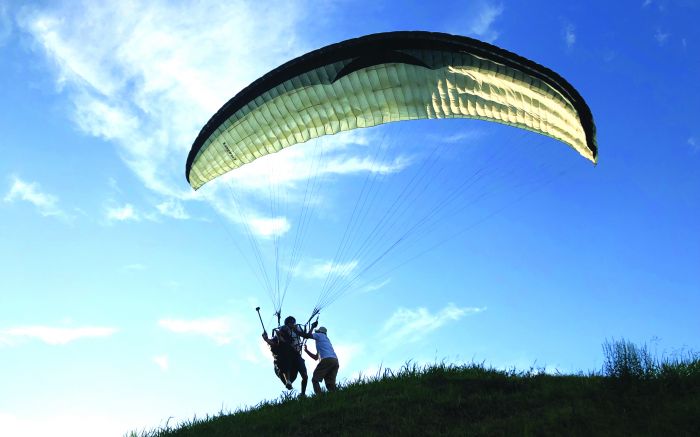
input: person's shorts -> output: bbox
[312,357,339,386]
[292,352,307,378]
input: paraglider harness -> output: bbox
[257,307,319,386]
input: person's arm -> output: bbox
[294,325,314,339]
[262,331,275,347]
[304,344,319,361]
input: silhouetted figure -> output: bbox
[304,326,339,395]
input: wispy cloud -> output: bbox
[654,28,670,45]
[158,316,234,345]
[360,278,392,293]
[642,0,652,7]
[152,355,169,371]
[564,24,576,49]
[105,203,139,221]
[4,176,66,218]
[156,198,190,220]
[158,312,267,365]
[0,325,118,346]
[467,2,504,42]
[248,216,291,238]
[688,137,698,152]
[19,2,412,242]
[429,129,485,145]
[207,134,411,238]
[332,342,363,369]
[19,1,311,199]
[220,133,406,192]
[293,258,359,279]
[380,303,485,344]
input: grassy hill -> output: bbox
[130,340,699,436]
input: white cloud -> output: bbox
[158,311,268,368]
[19,1,310,200]
[360,278,392,293]
[688,137,698,152]
[248,216,291,238]
[105,203,139,221]
[4,176,66,218]
[333,342,363,370]
[467,2,504,42]
[158,316,234,345]
[220,132,405,193]
[654,28,669,45]
[293,258,359,279]
[0,325,118,346]
[203,132,411,238]
[18,2,415,246]
[430,129,486,144]
[642,0,652,7]
[564,24,576,49]
[380,303,485,344]
[153,355,169,371]
[156,198,190,220]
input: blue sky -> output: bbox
[1,1,699,436]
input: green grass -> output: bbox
[128,340,700,436]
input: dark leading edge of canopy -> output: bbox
[186,31,598,187]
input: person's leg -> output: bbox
[312,378,322,395]
[275,363,287,386]
[311,364,324,395]
[324,358,340,391]
[298,355,308,395]
[312,358,333,394]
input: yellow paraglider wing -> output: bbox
[186,31,597,190]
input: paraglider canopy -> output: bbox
[186,30,597,190]
[186,30,598,322]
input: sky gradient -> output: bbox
[1,1,699,436]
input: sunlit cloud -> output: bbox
[18,1,311,200]
[158,316,234,345]
[152,355,169,371]
[3,176,66,218]
[467,2,504,42]
[360,278,392,293]
[19,1,415,245]
[158,313,264,366]
[0,325,118,346]
[249,216,291,238]
[429,129,486,144]
[380,303,485,344]
[332,342,363,370]
[564,24,576,49]
[293,258,359,279]
[105,203,139,221]
[156,198,190,220]
[221,131,403,192]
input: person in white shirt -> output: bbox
[304,326,340,395]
